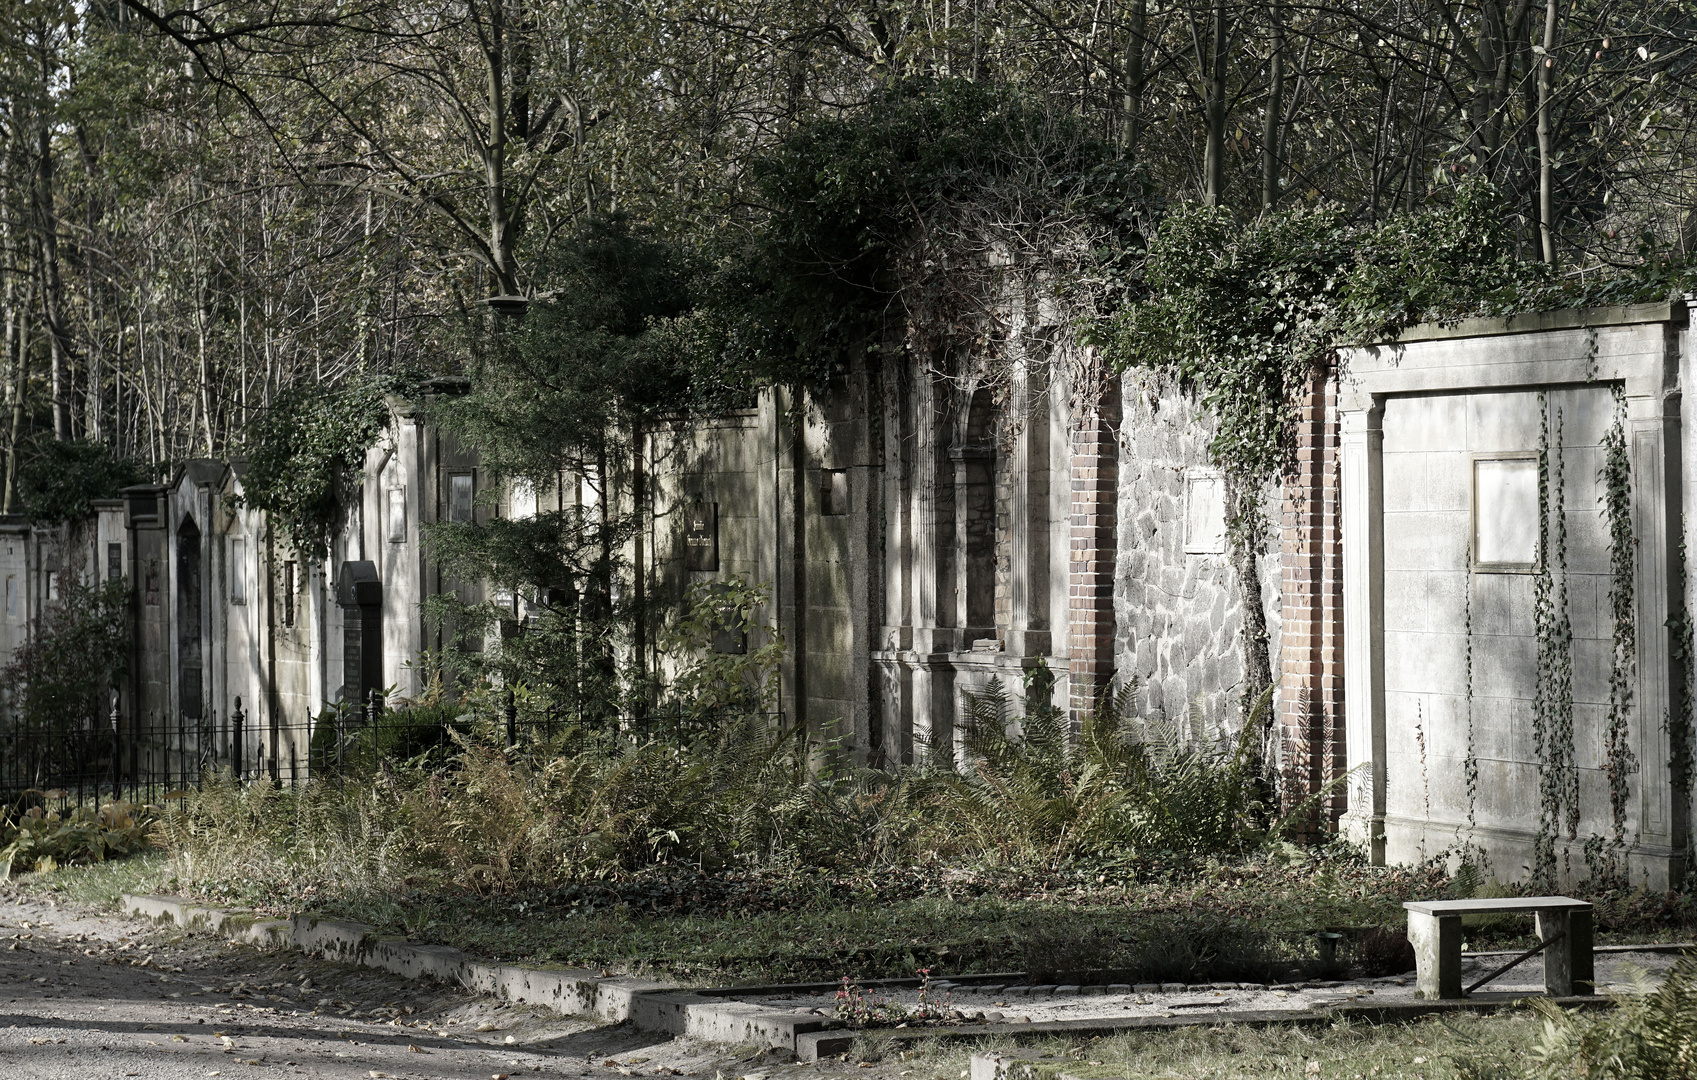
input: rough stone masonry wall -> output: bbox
[1113,372,1282,733]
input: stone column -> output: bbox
[910,369,956,761]
[1067,378,1121,725]
[1278,365,1346,836]
[1339,394,1386,862]
[1005,363,1052,661]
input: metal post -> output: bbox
[110,689,121,803]
[367,690,379,770]
[232,696,244,782]
[505,686,518,749]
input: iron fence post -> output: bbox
[506,686,518,749]
[110,689,121,803]
[367,690,380,771]
[232,696,244,782]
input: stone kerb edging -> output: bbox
[120,893,840,1050]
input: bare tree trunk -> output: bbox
[1537,0,1558,264]
[1202,0,1229,205]
[36,123,72,441]
[1261,0,1286,209]
[4,287,30,514]
[1119,0,1146,154]
[483,1,518,297]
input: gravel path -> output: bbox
[0,892,799,1080]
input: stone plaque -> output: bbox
[229,538,246,603]
[821,470,850,516]
[448,473,474,523]
[1184,473,1226,555]
[387,487,407,542]
[1473,456,1539,569]
[685,500,719,572]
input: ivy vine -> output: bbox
[237,377,390,558]
[1600,386,1638,851]
[1532,399,1577,886]
[1463,544,1479,837]
[1668,519,1695,885]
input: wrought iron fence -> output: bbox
[0,693,778,816]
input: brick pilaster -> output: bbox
[1277,364,1345,835]
[1068,381,1121,724]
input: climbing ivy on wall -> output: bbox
[1600,388,1639,853]
[1532,399,1577,886]
[1463,546,1480,838]
[1668,521,1695,885]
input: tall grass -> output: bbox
[162,680,1292,904]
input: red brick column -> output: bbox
[1068,381,1121,724]
[1278,364,1345,835]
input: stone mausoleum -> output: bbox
[4,299,1696,887]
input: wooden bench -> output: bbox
[1404,897,1593,1000]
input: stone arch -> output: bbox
[176,513,203,722]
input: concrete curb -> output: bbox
[811,995,1619,1064]
[119,894,1627,1062]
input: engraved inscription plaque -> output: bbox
[685,500,719,572]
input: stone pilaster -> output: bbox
[1278,364,1346,835]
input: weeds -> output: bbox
[162,680,1304,905]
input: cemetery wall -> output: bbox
[1340,303,1692,886]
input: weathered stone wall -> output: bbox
[1112,371,1281,734]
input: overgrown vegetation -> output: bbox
[147,667,1697,982]
[8,440,146,522]
[236,377,389,557]
[1531,954,1697,1079]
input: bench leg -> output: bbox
[1407,912,1462,999]
[1538,909,1593,997]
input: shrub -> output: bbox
[13,441,147,523]
[927,678,1274,864]
[1,576,128,737]
[162,679,1289,903]
[0,799,157,878]
[1355,926,1417,977]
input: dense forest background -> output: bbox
[1,0,1695,512]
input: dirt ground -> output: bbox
[0,888,899,1080]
